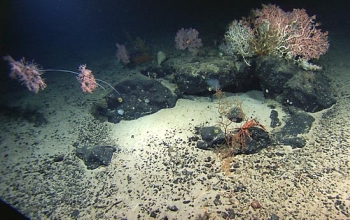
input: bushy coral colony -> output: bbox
[3,55,47,93]
[220,20,256,65]
[76,64,98,93]
[220,4,329,69]
[175,28,203,54]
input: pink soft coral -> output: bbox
[175,28,203,54]
[253,4,329,61]
[3,55,46,93]
[76,64,98,93]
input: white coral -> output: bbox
[222,20,256,65]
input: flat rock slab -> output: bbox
[97,78,178,123]
[76,145,117,169]
[274,109,315,148]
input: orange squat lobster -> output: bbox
[230,118,268,150]
[241,118,267,133]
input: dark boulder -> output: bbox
[96,78,177,123]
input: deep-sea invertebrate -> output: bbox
[3,55,119,94]
[252,4,329,61]
[175,28,203,54]
[222,4,329,69]
[116,43,130,65]
[3,55,46,93]
[229,118,267,151]
[222,20,256,65]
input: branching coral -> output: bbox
[252,4,329,61]
[222,20,256,65]
[221,4,329,69]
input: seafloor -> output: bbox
[0,23,350,220]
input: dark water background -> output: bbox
[0,0,348,92]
